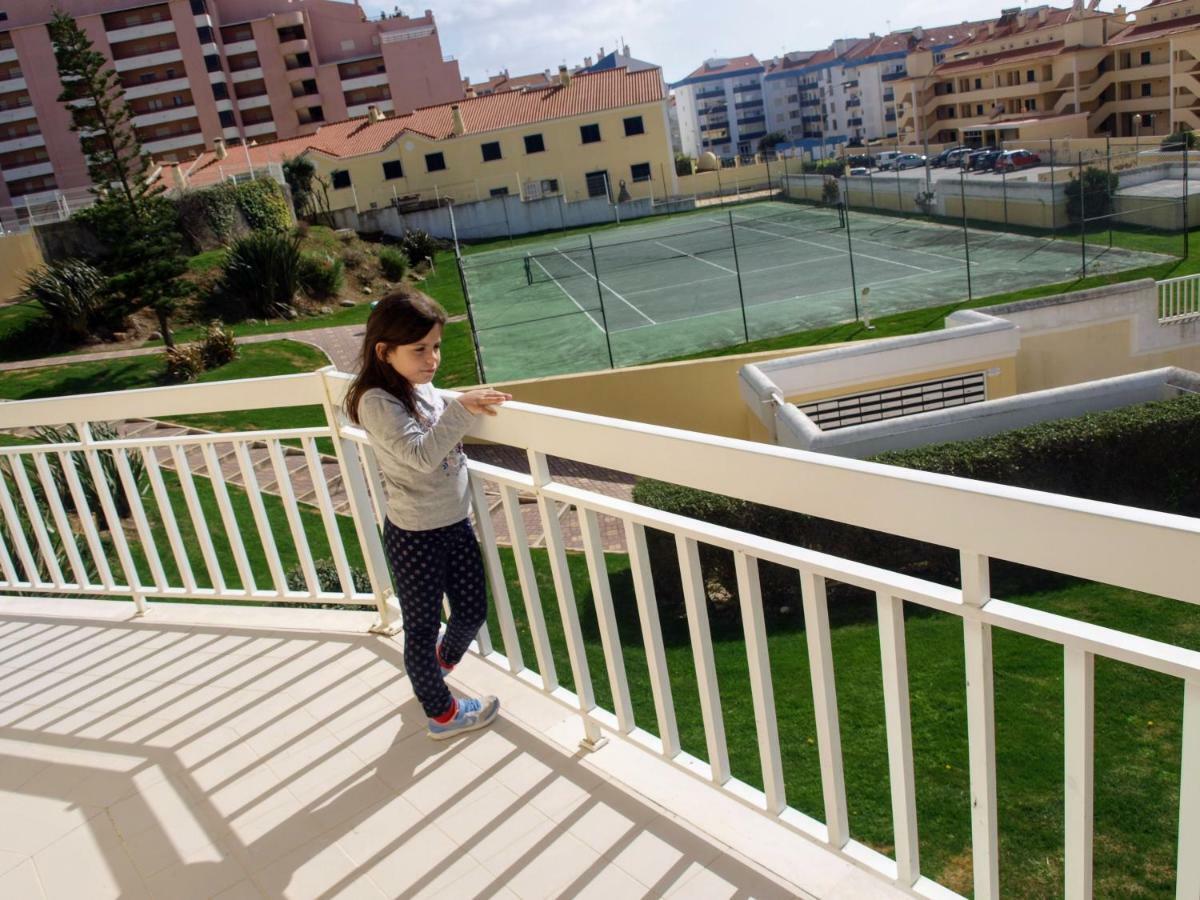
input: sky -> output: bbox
[361,0,1003,84]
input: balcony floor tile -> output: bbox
[0,597,900,899]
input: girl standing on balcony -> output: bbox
[345,288,511,740]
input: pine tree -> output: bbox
[48,11,188,349]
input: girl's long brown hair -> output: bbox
[344,287,448,424]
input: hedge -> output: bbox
[631,394,1200,617]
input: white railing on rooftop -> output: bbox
[0,370,1198,900]
[1158,272,1200,323]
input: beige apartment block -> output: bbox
[895,0,1200,148]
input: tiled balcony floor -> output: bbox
[0,598,898,899]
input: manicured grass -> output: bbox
[187,248,228,273]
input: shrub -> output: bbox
[816,158,845,178]
[821,176,840,206]
[1065,166,1119,221]
[340,246,369,270]
[233,177,292,233]
[801,160,818,173]
[21,259,109,344]
[399,227,439,267]
[298,252,345,299]
[1160,126,1196,151]
[219,231,302,318]
[33,423,146,523]
[176,182,240,249]
[200,319,238,368]
[632,394,1200,616]
[378,246,408,281]
[163,343,206,383]
[285,558,372,594]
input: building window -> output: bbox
[1026,69,1035,82]
[425,152,446,172]
[623,115,644,136]
[197,25,214,44]
[584,170,609,197]
[489,186,509,197]
[190,0,208,13]
[1024,98,1037,111]
[1142,82,1152,97]
[205,54,221,73]
[278,25,306,42]
[296,51,312,68]
[1141,50,1152,65]
[382,160,404,179]
[630,162,651,182]
[523,133,545,153]
[331,170,351,189]
[580,123,601,143]
[309,106,324,121]
[975,78,982,89]
[218,110,235,127]
[172,94,185,107]
[480,141,502,162]
[976,104,984,115]
[212,81,228,100]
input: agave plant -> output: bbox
[32,423,146,525]
[21,259,108,344]
[219,231,303,319]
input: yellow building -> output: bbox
[895,0,1200,147]
[161,65,676,210]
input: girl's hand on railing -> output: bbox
[458,389,512,416]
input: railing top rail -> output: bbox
[1157,273,1200,286]
[0,426,332,456]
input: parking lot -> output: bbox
[850,163,1056,184]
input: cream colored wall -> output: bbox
[487,343,842,441]
[0,231,44,301]
[675,159,800,196]
[313,99,675,212]
[783,358,1017,407]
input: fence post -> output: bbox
[1079,153,1087,277]
[1106,137,1114,249]
[1184,140,1191,259]
[843,176,860,320]
[587,235,616,368]
[727,210,750,342]
[1050,137,1057,234]
[455,253,487,383]
[960,169,973,300]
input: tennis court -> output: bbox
[460,200,1171,381]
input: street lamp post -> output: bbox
[1134,113,1142,158]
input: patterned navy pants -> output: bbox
[383,517,489,718]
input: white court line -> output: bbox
[653,239,737,274]
[531,257,606,333]
[714,217,935,273]
[610,267,937,334]
[621,253,846,299]
[552,246,657,325]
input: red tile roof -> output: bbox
[1107,11,1200,45]
[164,67,664,184]
[682,55,762,80]
[937,39,1067,72]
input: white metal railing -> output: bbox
[1158,273,1200,323]
[1,369,1199,899]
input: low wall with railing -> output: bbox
[0,369,1198,898]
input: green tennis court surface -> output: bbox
[460,200,1172,381]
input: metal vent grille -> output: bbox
[798,372,987,431]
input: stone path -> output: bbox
[9,416,634,552]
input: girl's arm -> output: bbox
[359,392,475,473]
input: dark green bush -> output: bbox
[176,182,240,249]
[1160,126,1196,151]
[298,252,345,299]
[633,395,1200,615]
[200,319,238,369]
[378,246,408,281]
[1065,166,1119,221]
[218,231,302,318]
[32,423,146,523]
[233,177,292,233]
[163,343,206,383]
[21,258,109,344]
[815,158,845,178]
[399,227,439,267]
[286,558,372,594]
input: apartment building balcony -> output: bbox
[3,370,1194,898]
[124,77,191,101]
[1114,62,1171,82]
[114,49,183,73]
[694,88,724,100]
[274,9,306,28]
[0,132,44,155]
[142,132,203,154]
[279,38,310,57]
[347,98,394,118]
[2,160,53,182]
[132,105,199,129]
[106,19,176,44]
[731,84,761,94]
[286,67,317,84]
[341,72,390,92]
[223,39,257,56]
[0,48,17,65]
[236,94,271,111]
[0,103,36,125]
[882,70,906,82]
[232,67,265,84]
[243,121,276,137]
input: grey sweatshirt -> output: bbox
[357,384,476,530]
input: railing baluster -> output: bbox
[79,424,143,610]
[113,448,167,593]
[1064,647,1095,899]
[625,519,680,758]
[961,551,1000,900]
[1178,678,1200,900]
[58,448,115,590]
[171,443,225,594]
[676,534,730,784]
[267,439,318,596]
[0,456,43,587]
[360,443,388,528]
[33,452,87,589]
[201,442,256,596]
[300,438,353,597]
[800,569,849,847]
[140,446,196,594]
[468,470,523,670]
[877,592,920,886]
[579,506,633,734]
[233,442,287,596]
[527,450,598,744]
[498,481,558,691]
[734,552,785,814]
[8,455,64,588]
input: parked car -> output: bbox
[848,166,871,176]
[967,148,1002,171]
[994,149,1042,172]
[931,146,969,167]
[944,147,973,168]
[846,154,876,169]
[876,151,903,170]
[893,153,927,170]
